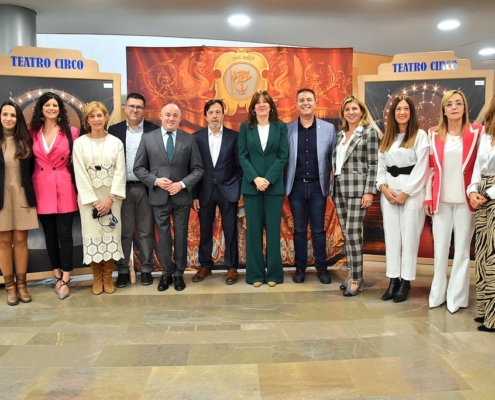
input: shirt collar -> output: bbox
[126,119,144,131]
[161,127,177,136]
[208,126,223,137]
[298,117,316,130]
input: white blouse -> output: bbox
[468,132,495,199]
[376,129,429,196]
[440,133,464,203]
[258,124,269,151]
[335,133,354,176]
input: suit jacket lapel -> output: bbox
[173,130,185,162]
[264,123,275,154]
[153,129,168,162]
[344,128,363,163]
[252,126,264,156]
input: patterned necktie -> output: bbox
[166,131,174,160]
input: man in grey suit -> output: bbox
[134,104,204,291]
[108,93,159,287]
[285,88,336,284]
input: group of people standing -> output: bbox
[1,87,494,333]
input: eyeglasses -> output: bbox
[445,101,464,109]
[126,105,144,111]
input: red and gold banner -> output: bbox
[126,46,353,269]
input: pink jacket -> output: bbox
[31,126,79,214]
[424,124,483,213]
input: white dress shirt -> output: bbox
[126,120,144,181]
[208,126,223,167]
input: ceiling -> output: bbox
[2,0,495,72]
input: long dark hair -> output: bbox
[247,91,279,128]
[380,96,420,152]
[30,92,72,138]
[0,101,32,159]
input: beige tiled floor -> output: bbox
[0,262,492,399]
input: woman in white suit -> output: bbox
[425,90,483,314]
[377,96,429,303]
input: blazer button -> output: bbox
[53,167,56,170]
[463,171,466,175]
[41,167,43,171]
[61,157,65,160]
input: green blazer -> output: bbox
[238,120,288,195]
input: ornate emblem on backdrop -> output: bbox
[126,46,353,269]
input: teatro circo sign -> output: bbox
[10,55,85,70]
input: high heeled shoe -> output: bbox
[54,275,62,295]
[343,279,364,296]
[340,274,352,291]
[381,278,401,301]
[58,279,71,300]
[393,279,411,303]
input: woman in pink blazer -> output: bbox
[424,90,483,314]
[30,92,79,300]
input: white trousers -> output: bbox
[429,201,475,311]
[381,192,425,281]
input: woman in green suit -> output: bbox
[238,91,288,287]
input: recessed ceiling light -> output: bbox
[479,48,495,56]
[437,19,460,30]
[228,14,250,27]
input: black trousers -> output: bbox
[38,212,75,272]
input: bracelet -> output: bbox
[109,195,116,203]
[379,183,389,191]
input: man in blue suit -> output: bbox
[192,100,242,284]
[285,88,337,284]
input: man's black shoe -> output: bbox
[140,272,153,286]
[116,273,130,288]
[292,268,306,283]
[174,276,186,291]
[317,269,332,284]
[157,275,172,291]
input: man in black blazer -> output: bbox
[134,103,204,291]
[192,100,242,284]
[108,93,159,287]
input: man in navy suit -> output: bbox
[108,93,159,287]
[285,88,337,284]
[192,100,242,284]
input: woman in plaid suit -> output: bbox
[332,96,378,296]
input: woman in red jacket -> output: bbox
[30,92,79,300]
[424,90,483,314]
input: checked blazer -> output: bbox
[332,125,379,197]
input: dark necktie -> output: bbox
[166,132,174,160]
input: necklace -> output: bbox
[90,134,106,171]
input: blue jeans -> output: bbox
[288,180,327,270]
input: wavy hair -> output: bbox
[339,95,371,131]
[30,92,72,138]
[0,101,32,159]
[380,96,420,152]
[247,91,279,128]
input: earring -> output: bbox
[252,110,256,115]
[269,109,273,114]
[41,116,45,121]
[57,116,61,122]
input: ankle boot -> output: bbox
[102,260,115,294]
[16,273,32,303]
[90,262,103,295]
[393,279,411,303]
[4,275,19,306]
[381,278,401,301]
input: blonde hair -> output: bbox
[434,90,469,142]
[484,95,495,137]
[82,101,109,133]
[339,95,371,131]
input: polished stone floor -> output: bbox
[0,262,493,400]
